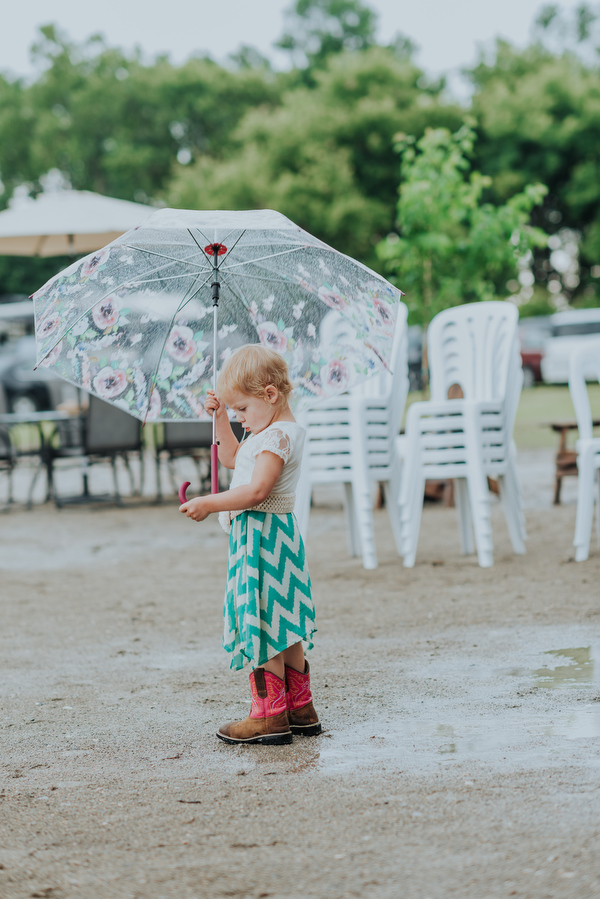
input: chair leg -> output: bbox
[138,450,146,497]
[384,461,403,558]
[26,458,46,510]
[123,453,137,495]
[352,473,377,570]
[155,449,163,503]
[342,482,360,557]
[497,472,526,555]
[455,478,475,555]
[401,473,425,568]
[111,456,122,504]
[1,466,14,511]
[465,468,494,568]
[574,448,595,561]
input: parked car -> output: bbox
[407,325,424,392]
[0,336,75,413]
[517,316,552,388]
[540,308,600,384]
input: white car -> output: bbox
[540,308,600,384]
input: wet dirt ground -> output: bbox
[2,450,600,898]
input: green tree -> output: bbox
[0,26,282,295]
[377,124,548,326]
[468,19,600,302]
[276,0,378,69]
[167,48,463,265]
[0,25,281,205]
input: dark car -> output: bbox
[0,336,74,413]
[407,325,424,392]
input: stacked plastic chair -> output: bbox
[568,345,600,562]
[399,301,526,568]
[295,302,409,570]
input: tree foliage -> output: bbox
[468,10,600,301]
[1,3,599,308]
[167,48,462,266]
[276,0,378,69]
[377,125,548,325]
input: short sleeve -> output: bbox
[251,427,292,463]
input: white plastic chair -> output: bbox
[399,301,526,568]
[295,302,409,569]
[568,344,600,562]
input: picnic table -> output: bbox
[548,419,600,504]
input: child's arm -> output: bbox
[204,389,239,469]
[179,451,284,521]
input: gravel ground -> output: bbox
[2,449,600,899]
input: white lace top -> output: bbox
[218,421,305,534]
[228,421,305,495]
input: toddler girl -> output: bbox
[180,345,319,745]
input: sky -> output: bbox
[0,0,584,92]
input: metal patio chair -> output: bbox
[49,395,143,505]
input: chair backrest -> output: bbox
[360,301,409,470]
[85,395,142,454]
[163,421,213,450]
[428,302,519,403]
[162,420,244,451]
[300,300,409,476]
[568,343,600,442]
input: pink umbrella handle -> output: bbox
[179,481,191,504]
[211,443,219,494]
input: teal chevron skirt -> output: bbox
[223,511,316,671]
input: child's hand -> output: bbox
[205,389,226,418]
[179,497,211,521]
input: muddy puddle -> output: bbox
[209,645,600,778]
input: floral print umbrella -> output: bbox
[33,208,403,423]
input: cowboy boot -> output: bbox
[217,668,293,745]
[285,661,322,736]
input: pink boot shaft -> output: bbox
[250,668,288,718]
[285,663,314,711]
[285,661,321,736]
[217,668,292,745]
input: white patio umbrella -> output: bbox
[0,190,154,257]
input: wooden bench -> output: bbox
[548,420,600,504]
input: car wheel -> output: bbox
[11,393,40,415]
[522,367,535,389]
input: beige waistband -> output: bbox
[229,491,296,522]
[218,492,297,534]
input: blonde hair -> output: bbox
[218,345,293,403]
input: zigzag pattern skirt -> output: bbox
[223,511,316,671]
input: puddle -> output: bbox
[309,705,600,773]
[532,647,594,688]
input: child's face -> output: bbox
[225,388,278,434]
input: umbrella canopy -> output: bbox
[0,190,153,257]
[32,208,403,422]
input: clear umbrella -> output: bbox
[33,208,403,491]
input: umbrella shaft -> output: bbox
[212,302,218,445]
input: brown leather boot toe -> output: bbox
[216,668,293,746]
[217,710,292,745]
